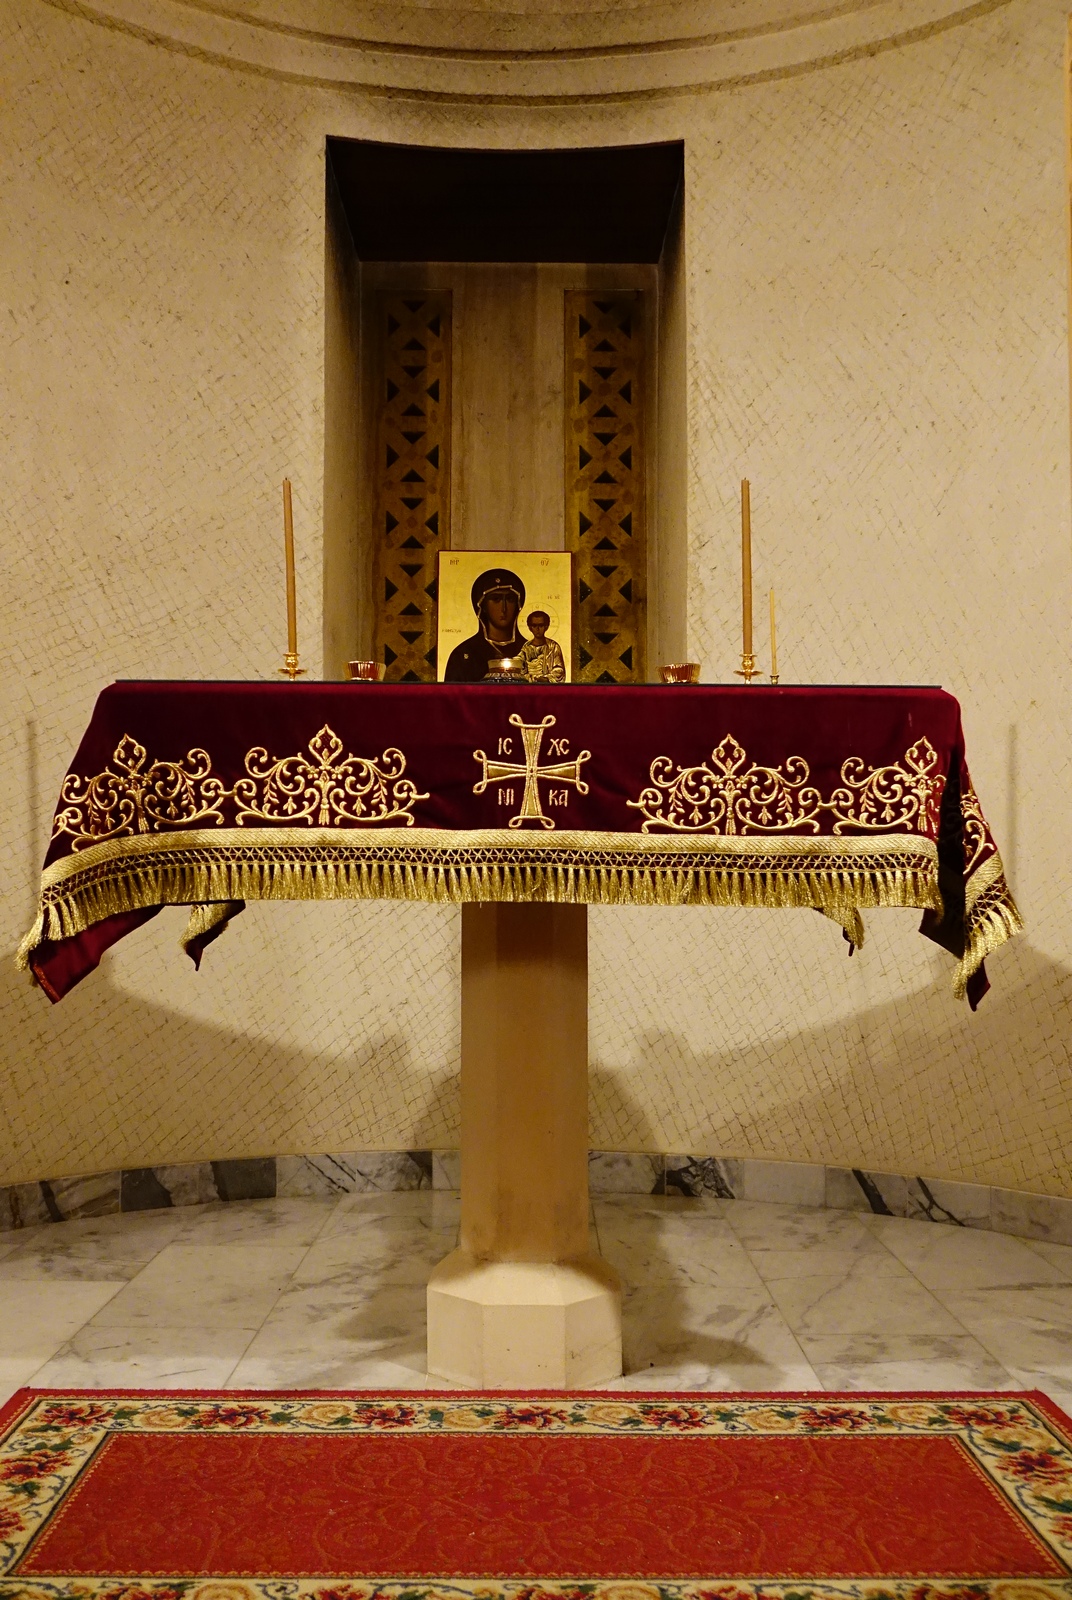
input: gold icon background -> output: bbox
[436,551,573,682]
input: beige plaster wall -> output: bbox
[1,0,1069,1192]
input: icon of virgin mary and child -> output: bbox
[443,568,566,684]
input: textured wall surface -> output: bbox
[1,0,1069,1191]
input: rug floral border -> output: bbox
[2,1393,1071,1600]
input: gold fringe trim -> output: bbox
[17,853,939,963]
[21,828,1024,1001]
[15,913,44,973]
[178,901,242,957]
[953,851,1025,999]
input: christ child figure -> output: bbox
[520,611,566,684]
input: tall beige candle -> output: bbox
[769,586,778,678]
[741,479,753,656]
[282,478,297,655]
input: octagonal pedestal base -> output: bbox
[427,1247,622,1389]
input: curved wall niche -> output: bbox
[322,138,687,679]
[46,0,1008,101]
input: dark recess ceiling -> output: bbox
[326,138,684,263]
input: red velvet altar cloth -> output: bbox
[17,681,1021,1005]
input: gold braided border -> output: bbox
[956,849,1024,999]
[17,826,945,973]
[17,825,1023,997]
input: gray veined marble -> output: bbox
[1,1173,121,1230]
[432,1150,461,1190]
[666,1156,825,1207]
[3,1188,1072,1408]
[588,1151,664,1195]
[2,1182,62,1230]
[3,1148,1072,1246]
[991,1186,1072,1246]
[121,1164,219,1211]
[825,1167,992,1227]
[664,1156,735,1199]
[276,1151,433,1198]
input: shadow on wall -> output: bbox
[0,940,461,1186]
[590,937,1072,1194]
[3,926,1070,1194]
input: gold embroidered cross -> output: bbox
[473,714,591,830]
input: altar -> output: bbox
[18,679,1021,1386]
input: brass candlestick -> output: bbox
[278,479,306,680]
[735,480,762,683]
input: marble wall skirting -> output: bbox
[3,1150,1071,1248]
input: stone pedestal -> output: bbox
[427,902,622,1388]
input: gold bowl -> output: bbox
[660,662,701,684]
[485,656,526,678]
[346,660,385,682]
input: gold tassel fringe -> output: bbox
[17,854,940,964]
[178,901,241,957]
[953,888,1025,1000]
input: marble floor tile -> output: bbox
[168,1197,338,1247]
[238,1282,430,1375]
[860,1215,1072,1292]
[1023,1238,1072,1273]
[804,1331,1020,1392]
[227,1342,466,1391]
[936,1287,1072,1371]
[0,1360,50,1408]
[616,1286,819,1390]
[4,1192,1072,1401]
[291,1224,457,1290]
[595,1202,763,1284]
[0,1280,125,1360]
[941,1282,1072,1328]
[765,1260,969,1339]
[726,1201,892,1253]
[29,1324,257,1390]
[0,1209,181,1281]
[593,1192,728,1219]
[1004,1369,1072,1412]
[321,1190,460,1239]
[88,1244,307,1329]
[747,1245,909,1282]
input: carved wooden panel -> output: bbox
[373,293,452,682]
[564,291,645,684]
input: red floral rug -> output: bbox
[1,1389,1070,1600]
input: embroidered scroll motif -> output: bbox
[827,737,945,835]
[51,735,228,849]
[473,714,591,830]
[960,779,996,877]
[234,725,427,827]
[628,735,823,834]
[630,735,951,837]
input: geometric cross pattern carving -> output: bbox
[373,293,452,682]
[564,290,645,683]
